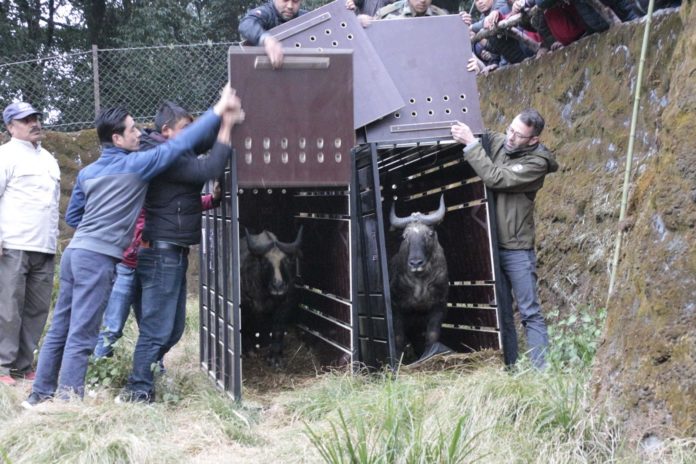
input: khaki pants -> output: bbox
[0,248,55,375]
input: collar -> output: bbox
[10,137,42,151]
[504,142,539,158]
[100,144,131,157]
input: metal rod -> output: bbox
[607,0,656,303]
[369,143,397,368]
[91,44,100,117]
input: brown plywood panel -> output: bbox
[363,15,484,143]
[229,48,355,187]
[268,0,404,128]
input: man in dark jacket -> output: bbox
[118,102,238,403]
[239,0,307,68]
[451,109,558,369]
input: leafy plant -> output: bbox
[546,307,607,369]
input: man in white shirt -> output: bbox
[0,102,60,386]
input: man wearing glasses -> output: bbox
[451,109,558,369]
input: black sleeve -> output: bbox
[161,142,233,184]
[239,5,275,45]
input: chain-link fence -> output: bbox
[0,42,238,132]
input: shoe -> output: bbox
[21,392,52,410]
[0,375,16,386]
[115,389,153,404]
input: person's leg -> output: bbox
[31,249,76,397]
[500,249,549,369]
[159,257,189,362]
[0,249,27,377]
[56,249,116,398]
[94,263,137,358]
[124,248,186,401]
[15,252,55,374]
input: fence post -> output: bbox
[92,44,101,117]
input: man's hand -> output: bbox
[264,36,284,69]
[511,0,525,14]
[357,14,373,27]
[460,11,472,25]
[345,0,356,10]
[217,106,244,145]
[483,10,500,29]
[451,121,476,146]
[213,84,242,116]
[467,57,483,74]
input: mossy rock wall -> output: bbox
[11,3,693,439]
[477,5,695,440]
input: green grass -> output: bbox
[1,303,695,463]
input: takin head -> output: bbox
[390,195,446,274]
[245,227,303,297]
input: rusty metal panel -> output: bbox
[363,15,484,143]
[229,48,355,187]
[267,0,404,128]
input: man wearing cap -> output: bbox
[0,102,60,386]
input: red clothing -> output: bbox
[544,2,586,45]
[120,193,217,268]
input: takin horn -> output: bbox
[419,195,446,226]
[275,225,303,255]
[390,195,446,229]
[245,228,275,256]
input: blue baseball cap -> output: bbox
[3,102,42,125]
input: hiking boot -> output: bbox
[21,392,52,410]
[0,375,16,386]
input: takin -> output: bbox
[389,195,451,362]
[240,227,302,368]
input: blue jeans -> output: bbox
[32,248,117,398]
[94,263,140,358]
[499,249,549,369]
[125,247,188,398]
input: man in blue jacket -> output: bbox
[119,101,236,403]
[22,85,244,408]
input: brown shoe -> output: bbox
[0,375,17,386]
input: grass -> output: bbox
[1,303,695,463]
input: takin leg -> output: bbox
[267,303,292,369]
[392,311,407,362]
[416,307,452,361]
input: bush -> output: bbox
[546,306,607,369]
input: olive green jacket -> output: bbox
[463,131,558,250]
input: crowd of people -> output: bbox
[241,0,682,74]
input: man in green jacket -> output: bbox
[451,109,558,368]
